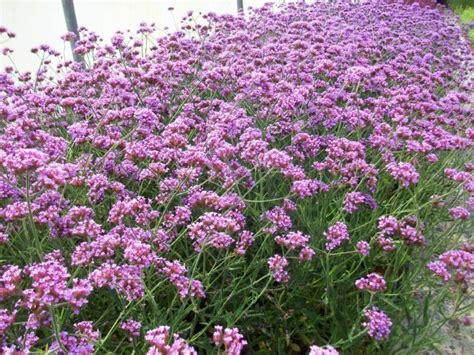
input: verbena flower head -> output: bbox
[145,326,196,354]
[213,325,247,354]
[449,207,471,220]
[356,241,370,256]
[355,273,387,293]
[325,222,350,251]
[268,255,290,283]
[0,0,472,352]
[387,162,419,187]
[120,319,141,338]
[362,307,393,341]
[309,345,339,355]
[428,250,474,286]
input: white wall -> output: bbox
[0,0,296,72]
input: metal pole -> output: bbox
[237,0,244,14]
[61,0,82,63]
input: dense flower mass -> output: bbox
[362,307,393,341]
[0,0,472,353]
[309,345,340,355]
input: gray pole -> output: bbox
[61,0,82,63]
[237,0,243,13]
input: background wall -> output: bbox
[0,0,295,72]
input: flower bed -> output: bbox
[0,1,473,353]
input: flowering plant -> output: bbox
[0,1,473,353]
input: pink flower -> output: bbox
[0,309,16,336]
[362,307,392,341]
[309,345,339,355]
[449,207,471,220]
[325,222,350,251]
[2,148,48,175]
[299,246,316,261]
[377,216,399,236]
[387,162,419,187]
[356,241,370,256]
[275,231,310,250]
[291,179,327,199]
[343,192,377,213]
[428,250,474,286]
[145,326,196,354]
[355,273,387,292]
[268,255,289,283]
[213,325,247,354]
[120,319,142,338]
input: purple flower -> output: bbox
[0,0,472,351]
[343,192,377,213]
[291,179,327,199]
[120,319,142,338]
[325,222,350,251]
[356,241,370,256]
[145,326,196,354]
[377,216,399,236]
[88,263,145,301]
[309,345,339,355]
[428,250,474,286]
[355,273,387,292]
[449,207,471,220]
[0,309,16,336]
[387,162,419,187]
[213,325,247,354]
[275,231,310,251]
[268,255,289,283]
[2,148,48,175]
[159,260,206,300]
[188,212,241,251]
[362,307,392,341]
[299,246,316,261]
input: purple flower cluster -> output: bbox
[325,222,350,252]
[159,259,206,299]
[213,325,247,355]
[275,231,309,251]
[49,321,100,354]
[428,249,474,286]
[268,255,290,283]
[0,0,472,351]
[377,215,426,250]
[362,307,393,341]
[386,162,419,187]
[120,319,142,338]
[449,207,471,220]
[356,241,371,257]
[145,326,196,354]
[343,192,377,214]
[356,273,387,293]
[309,345,339,355]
